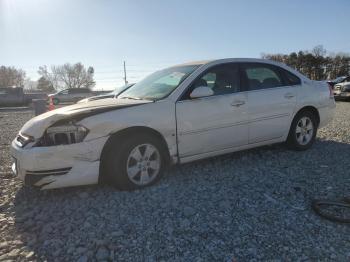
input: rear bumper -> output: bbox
[11,136,108,189]
[318,100,336,128]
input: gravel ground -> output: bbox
[0,102,350,261]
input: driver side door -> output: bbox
[176,63,248,158]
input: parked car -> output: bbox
[11,58,335,190]
[77,83,134,103]
[0,87,48,107]
[49,88,93,104]
[327,76,350,89]
[333,79,350,100]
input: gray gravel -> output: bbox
[0,103,350,261]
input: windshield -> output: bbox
[334,76,346,83]
[118,65,199,101]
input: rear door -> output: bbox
[176,63,249,157]
[240,63,297,144]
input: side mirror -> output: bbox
[190,86,214,99]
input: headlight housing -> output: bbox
[36,123,89,147]
[15,133,35,148]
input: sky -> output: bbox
[1,0,350,90]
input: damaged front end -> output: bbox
[11,98,150,189]
[11,131,108,189]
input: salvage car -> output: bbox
[333,80,350,100]
[11,58,336,190]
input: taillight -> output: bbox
[328,83,334,98]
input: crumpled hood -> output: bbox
[20,98,151,138]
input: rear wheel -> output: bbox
[287,111,317,150]
[102,134,166,190]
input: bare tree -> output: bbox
[38,63,95,90]
[38,65,60,90]
[37,76,55,92]
[0,66,26,87]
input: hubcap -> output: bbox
[126,143,161,186]
[295,116,314,145]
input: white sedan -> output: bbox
[11,58,335,190]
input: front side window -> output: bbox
[119,65,199,101]
[242,64,283,90]
[60,90,69,95]
[182,63,240,99]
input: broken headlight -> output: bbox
[37,123,89,146]
[15,133,35,148]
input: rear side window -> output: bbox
[241,63,283,90]
[281,68,301,86]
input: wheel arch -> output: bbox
[99,126,171,183]
[293,105,320,127]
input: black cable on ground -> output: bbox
[312,197,350,224]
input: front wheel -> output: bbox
[102,134,166,190]
[287,111,317,151]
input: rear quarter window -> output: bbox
[281,69,301,86]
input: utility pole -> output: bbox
[123,61,128,85]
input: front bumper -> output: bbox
[11,136,108,189]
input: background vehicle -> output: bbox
[334,80,350,100]
[327,76,350,89]
[49,88,94,104]
[77,83,134,103]
[11,58,335,190]
[0,87,47,107]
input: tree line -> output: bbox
[262,45,350,80]
[0,63,95,92]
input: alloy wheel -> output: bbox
[126,143,161,186]
[295,116,314,145]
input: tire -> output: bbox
[286,110,318,151]
[52,98,59,105]
[102,134,166,190]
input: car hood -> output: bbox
[20,98,151,138]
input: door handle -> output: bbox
[231,100,245,107]
[284,93,295,99]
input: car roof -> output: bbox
[174,58,291,66]
[172,58,308,80]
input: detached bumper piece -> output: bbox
[25,167,72,187]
